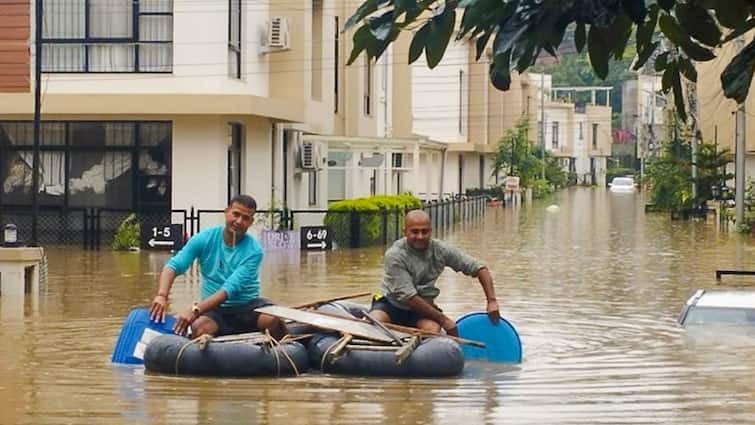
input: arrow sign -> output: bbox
[148,239,174,248]
[300,226,332,251]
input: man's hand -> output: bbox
[172,308,196,336]
[149,294,168,323]
[486,299,500,324]
[441,317,459,337]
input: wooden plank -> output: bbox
[255,305,411,343]
[291,291,371,309]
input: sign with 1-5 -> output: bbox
[141,224,184,251]
[300,226,332,250]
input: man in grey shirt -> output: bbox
[370,209,499,336]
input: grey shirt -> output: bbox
[378,238,485,310]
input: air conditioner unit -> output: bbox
[300,141,316,169]
[261,17,290,53]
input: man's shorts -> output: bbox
[203,297,274,336]
[370,294,441,328]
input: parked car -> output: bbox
[609,176,636,193]
[678,289,755,327]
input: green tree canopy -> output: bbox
[345,0,755,122]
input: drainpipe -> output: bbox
[439,146,447,201]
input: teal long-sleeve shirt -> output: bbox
[165,225,263,307]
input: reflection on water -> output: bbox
[1,188,755,424]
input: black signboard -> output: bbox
[300,226,332,250]
[141,223,184,251]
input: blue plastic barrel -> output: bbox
[456,312,522,363]
[111,308,176,365]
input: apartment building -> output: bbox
[697,33,755,177]
[0,0,527,242]
[526,73,613,186]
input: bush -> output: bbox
[466,186,505,200]
[531,179,553,199]
[323,194,421,248]
[111,213,140,251]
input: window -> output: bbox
[308,172,317,206]
[41,0,173,73]
[459,70,464,135]
[228,0,241,78]
[592,123,599,149]
[578,122,583,140]
[0,121,171,210]
[227,123,242,203]
[311,0,323,100]
[479,154,484,189]
[364,57,372,115]
[551,122,559,148]
[458,155,463,194]
[334,16,339,113]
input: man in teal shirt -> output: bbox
[148,195,286,338]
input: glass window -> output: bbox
[69,151,132,208]
[70,122,136,147]
[42,0,173,73]
[228,0,241,78]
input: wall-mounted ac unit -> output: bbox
[261,17,290,54]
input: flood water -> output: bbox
[2,187,755,424]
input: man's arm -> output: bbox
[476,267,500,324]
[406,295,459,337]
[172,289,228,336]
[149,232,204,322]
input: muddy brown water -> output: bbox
[1,187,754,424]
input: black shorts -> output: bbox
[202,297,274,336]
[370,295,441,328]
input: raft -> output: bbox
[308,333,465,377]
[305,301,465,377]
[143,334,309,377]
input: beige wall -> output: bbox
[697,33,755,153]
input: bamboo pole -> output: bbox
[291,291,372,309]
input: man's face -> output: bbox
[404,215,431,251]
[224,202,255,236]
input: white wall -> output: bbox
[46,3,271,96]
[544,107,569,153]
[574,114,589,175]
[411,41,469,143]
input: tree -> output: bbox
[345,0,755,121]
[492,118,566,188]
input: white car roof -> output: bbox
[694,290,755,309]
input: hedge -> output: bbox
[324,194,422,248]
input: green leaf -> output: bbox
[654,51,669,72]
[368,11,395,41]
[722,19,755,44]
[678,57,698,81]
[633,41,659,70]
[489,53,512,90]
[425,7,456,68]
[345,0,379,32]
[671,69,687,122]
[721,39,755,103]
[714,0,749,29]
[588,25,610,79]
[475,31,492,60]
[658,0,675,11]
[636,4,659,49]
[679,39,716,61]
[662,61,676,92]
[621,0,647,23]
[575,23,586,53]
[675,3,721,46]
[658,14,688,47]
[408,24,430,64]
[347,25,374,65]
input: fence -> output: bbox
[0,196,487,250]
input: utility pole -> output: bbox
[31,0,42,246]
[735,36,747,226]
[540,73,546,179]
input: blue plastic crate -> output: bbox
[111,308,177,365]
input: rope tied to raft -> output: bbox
[172,331,300,377]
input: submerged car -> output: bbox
[609,176,636,193]
[678,289,755,327]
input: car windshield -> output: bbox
[684,306,755,325]
[612,178,634,186]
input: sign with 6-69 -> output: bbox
[300,226,332,251]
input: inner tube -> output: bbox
[309,333,464,377]
[144,334,309,377]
